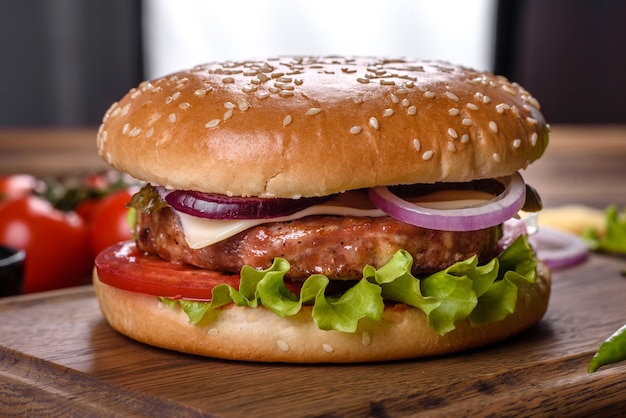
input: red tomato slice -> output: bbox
[94,242,241,301]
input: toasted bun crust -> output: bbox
[93,263,550,363]
[97,57,549,198]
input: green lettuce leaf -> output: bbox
[162,235,537,336]
[583,205,626,254]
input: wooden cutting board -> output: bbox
[1,253,625,417]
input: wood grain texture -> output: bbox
[0,125,625,416]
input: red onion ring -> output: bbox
[161,188,334,220]
[367,173,526,231]
[530,226,589,270]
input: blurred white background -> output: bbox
[143,0,496,79]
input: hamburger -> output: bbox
[93,56,550,363]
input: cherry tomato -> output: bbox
[84,189,136,257]
[0,174,42,201]
[95,242,240,300]
[0,195,92,293]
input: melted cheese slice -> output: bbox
[177,189,493,249]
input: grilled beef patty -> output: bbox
[136,207,502,280]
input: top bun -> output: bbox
[97,57,548,198]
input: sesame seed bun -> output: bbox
[93,262,551,363]
[97,57,548,198]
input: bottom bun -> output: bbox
[93,264,551,363]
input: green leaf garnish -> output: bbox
[163,235,537,336]
[582,204,626,254]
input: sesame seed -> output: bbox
[223,110,233,120]
[361,332,371,346]
[242,85,257,93]
[483,96,491,104]
[168,113,177,123]
[222,77,235,84]
[165,92,179,104]
[489,121,498,133]
[445,91,459,101]
[493,153,502,162]
[224,102,235,109]
[205,119,220,129]
[369,117,380,130]
[178,102,190,110]
[495,103,510,113]
[129,127,141,137]
[237,98,250,111]
[120,103,130,116]
[110,106,121,118]
[460,134,470,143]
[256,73,269,82]
[526,117,538,125]
[351,96,364,104]
[256,91,270,99]
[407,105,417,115]
[322,343,334,353]
[531,132,538,146]
[207,328,219,337]
[412,138,421,151]
[466,103,479,110]
[380,79,395,86]
[502,84,517,95]
[513,138,522,148]
[461,118,473,126]
[306,107,322,116]
[122,123,130,135]
[283,115,292,126]
[279,90,294,97]
[395,88,409,95]
[448,108,460,116]
[422,150,434,160]
[276,340,290,352]
[389,93,400,104]
[350,126,362,135]
[448,127,458,139]
[447,141,457,152]
[357,77,370,84]
[145,127,154,139]
[383,108,394,117]
[424,91,435,99]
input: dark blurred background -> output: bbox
[0,0,142,126]
[1,0,625,126]
[494,0,626,124]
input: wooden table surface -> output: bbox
[1,125,626,416]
